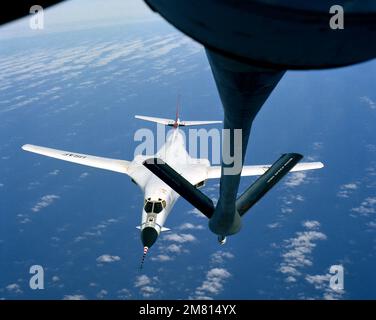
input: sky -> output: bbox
[0,0,158,39]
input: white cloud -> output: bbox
[63,294,87,300]
[342,183,358,190]
[351,197,376,215]
[305,274,330,290]
[281,207,293,214]
[367,221,376,228]
[6,283,22,294]
[302,220,320,230]
[117,288,132,299]
[134,275,151,288]
[178,223,204,230]
[164,233,196,243]
[210,251,234,264]
[27,181,41,190]
[140,286,159,297]
[94,40,143,67]
[360,96,376,109]
[279,194,305,215]
[193,268,231,298]
[366,145,376,154]
[279,265,300,276]
[285,276,297,283]
[305,272,345,300]
[74,236,86,243]
[79,172,89,179]
[323,292,342,300]
[134,275,159,298]
[151,254,173,262]
[192,295,213,300]
[313,142,323,150]
[48,169,60,176]
[190,251,234,299]
[0,30,203,115]
[52,276,60,282]
[74,218,119,242]
[278,222,327,281]
[294,195,305,202]
[20,217,31,224]
[96,289,108,299]
[32,194,60,212]
[208,267,231,278]
[188,208,206,218]
[337,183,358,198]
[267,222,281,229]
[284,172,307,187]
[165,244,182,253]
[96,254,121,263]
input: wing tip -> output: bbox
[21,144,32,151]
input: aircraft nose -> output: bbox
[141,227,159,248]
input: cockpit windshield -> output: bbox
[153,202,163,213]
[144,201,153,213]
[144,199,166,214]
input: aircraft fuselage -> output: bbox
[129,128,210,249]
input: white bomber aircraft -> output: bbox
[22,114,323,268]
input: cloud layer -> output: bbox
[31,194,60,212]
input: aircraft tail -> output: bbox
[135,96,222,127]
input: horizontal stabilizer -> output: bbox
[135,115,175,126]
[143,158,214,218]
[179,120,222,126]
[236,153,303,216]
[135,115,221,127]
[136,226,171,232]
